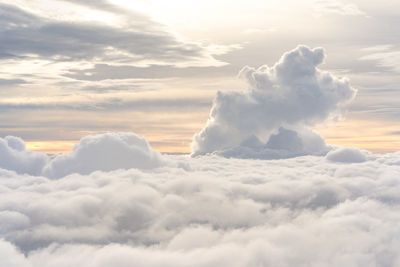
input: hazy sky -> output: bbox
[1,0,400,153]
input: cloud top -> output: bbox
[0,151,400,266]
[42,132,164,178]
[0,133,164,178]
[326,147,368,163]
[0,136,48,176]
[192,45,357,158]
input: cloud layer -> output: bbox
[0,137,400,266]
[192,45,357,158]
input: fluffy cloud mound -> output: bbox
[42,133,165,178]
[219,127,329,159]
[192,45,357,158]
[0,136,48,175]
[0,154,400,266]
[326,147,368,163]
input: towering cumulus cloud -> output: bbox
[192,45,357,158]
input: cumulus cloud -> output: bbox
[42,132,165,178]
[192,45,357,158]
[0,136,48,175]
[0,133,164,178]
[326,147,368,163]
[0,151,400,266]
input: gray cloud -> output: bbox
[0,3,223,66]
[0,79,27,86]
[66,64,232,81]
[0,97,212,111]
[191,46,357,158]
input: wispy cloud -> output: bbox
[313,0,367,17]
[360,45,400,73]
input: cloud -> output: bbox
[218,127,329,159]
[0,78,27,87]
[0,136,48,175]
[326,147,368,163]
[0,239,30,267]
[1,133,165,178]
[192,45,357,158]
[360,47,400,73]
[313,0,367,17]
[0,147,400,265]
[65,64,231,82]
[0,96,211,112]
[42,132,165,178]
[0,2,229,68]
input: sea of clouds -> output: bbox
[1,134,400,266]
[1,46,399,266]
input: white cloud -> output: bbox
[326,147,368,163]
[0,136,48,175]
[0,239,30,267]
[0,146,400,265]
[0,133,165,178]
[192,45,357,158]
[42,132,165,178]
[313,0,367,17]
[360,49,400,73]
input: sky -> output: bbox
[2,2,400,265]
[1,0,400,154]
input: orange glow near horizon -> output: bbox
[316,119,400,153]
[26,141,77,155]
[25,119,400,155]
[25,138,193,155]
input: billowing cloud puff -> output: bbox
[0,136,48,175]
[326,147,368,163]
[0,152,400,266]
[219,127,329,159]
[192,45,357,158]
[42,132,165,178]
